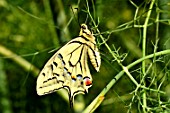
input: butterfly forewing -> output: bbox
[36,24,101,106]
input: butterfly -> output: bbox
[36,24,101,107]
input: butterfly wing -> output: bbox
[36,24,101,106]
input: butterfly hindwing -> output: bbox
[36,24,101,106]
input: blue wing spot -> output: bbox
[58,53,63,60]
[64,67,68,73]
[77,74,83,79]
[72,78,76,82]
[67,72,71,76]
[61,60,65,66]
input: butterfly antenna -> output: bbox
[70,5,80,27]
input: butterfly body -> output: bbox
[36,24,101,106]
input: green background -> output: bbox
[0,0,170,112]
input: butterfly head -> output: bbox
[79,24,95,43]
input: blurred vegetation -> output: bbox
[0,0,170,113]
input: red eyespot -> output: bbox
[84,77,92,86]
